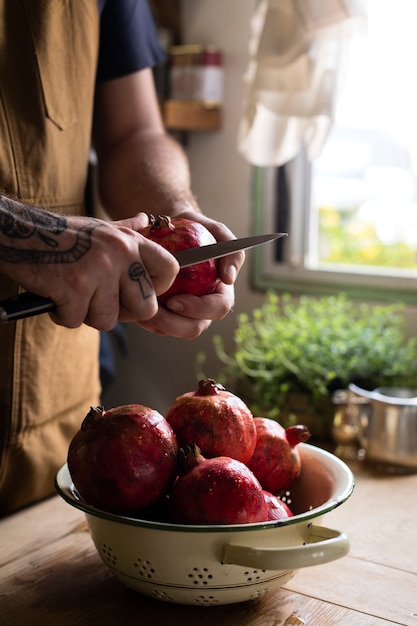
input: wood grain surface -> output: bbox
[1,459,416,626]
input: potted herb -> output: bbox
[208,292,417,440]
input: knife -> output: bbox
[0,232,287,322]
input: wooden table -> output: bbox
[1,458,416,626]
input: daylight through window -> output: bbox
[253,0,417,301]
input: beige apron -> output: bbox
[0,0,101,515]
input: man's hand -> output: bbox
[0,200,180,330]
[137,280,236,339]
[48,213,180,330]
[136,211,245,339]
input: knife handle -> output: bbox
[0,292,55,322]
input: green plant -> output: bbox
[210,292,417,421]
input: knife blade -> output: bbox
[172,232,287,267]
[0,232,287,322]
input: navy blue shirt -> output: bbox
[96,0,165,82]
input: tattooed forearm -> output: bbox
[0,194,100,264]
[0,223,99,264]
[0,196,67,240]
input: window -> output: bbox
[252,0,417,302]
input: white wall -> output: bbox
[103,0,260,413]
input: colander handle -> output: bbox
[222,524,349,570]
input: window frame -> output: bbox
[250,151,417,304]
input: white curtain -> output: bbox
[238,0,367,166]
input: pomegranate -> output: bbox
[248,418,311,493]
[168,446,268,525]
[263,490,294,521]
[67,404,178,514]
[165,378,257,464]
[142,214,220,306]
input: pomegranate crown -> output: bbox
[178,444,204,473]
[147,214,174,232]
[196,378,226,396]
[285,424,311,447]
[81,405,105,430]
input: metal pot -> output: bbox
[55,444,354,606]
[348,383,417,472]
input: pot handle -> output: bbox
[222,524,349,570]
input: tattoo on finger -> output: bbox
[128,262,154,299]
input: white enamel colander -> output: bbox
[55,443,354,606]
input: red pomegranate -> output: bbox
[248,418,311,493]
[263,490,294,521]
[142,214,220,306]
[165,378,257,464]
[67,404,178,514]
[168,446,268,525]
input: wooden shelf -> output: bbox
[161,100,221,131]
